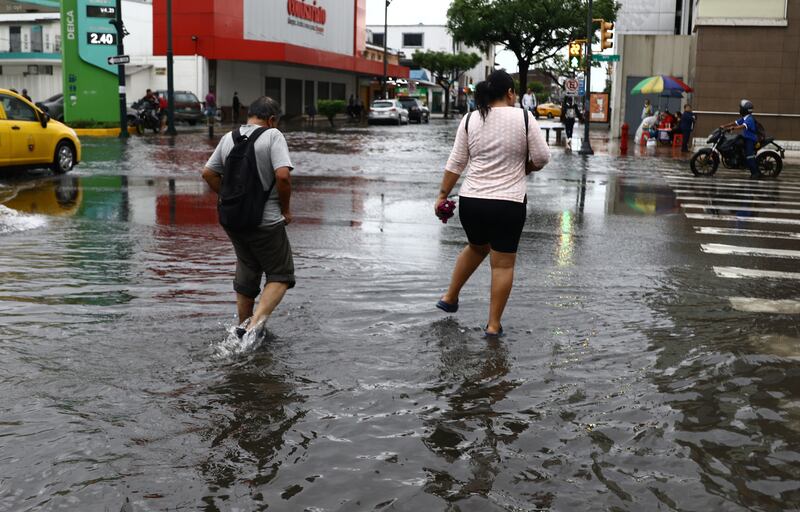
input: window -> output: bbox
[31,25,43,52]
[26,64,53,75]
[54,34,61,52]
[331,83,346,101]
[402,33,423,48]
[9,26,21,52]
[1,95,37,121]
[372,32,385,47]
[265,77,282,104]
[317,81,330,101]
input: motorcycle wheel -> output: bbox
[690,148,719,176]
[757,151,783,178]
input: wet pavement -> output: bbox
[1,120,800,511]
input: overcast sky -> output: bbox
[364,0,518,71]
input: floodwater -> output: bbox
[1,121,799,511]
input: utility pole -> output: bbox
[382,0,392,99]
[579,0,594,155]
[165,0,177,135]
[112,0,127,139]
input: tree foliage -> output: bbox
[448,0,619,97]
[412,50,482,118]
[317,100,346,127]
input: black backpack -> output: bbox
[217,127,273,231]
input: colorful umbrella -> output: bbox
[631,75,693,95]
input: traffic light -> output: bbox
[568,40,583,68]
[600,21,614,51]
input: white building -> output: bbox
[365,24,495,112]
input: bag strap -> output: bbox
[464,111,473,136]
[524,108,529,158]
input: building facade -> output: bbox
[153,0,408,118]
[0,6,61,102]
[692,0,800,140]
[366,24,495,113]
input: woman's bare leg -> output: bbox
[487,251,516,334]
[442,243,490,304]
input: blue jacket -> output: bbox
[736,114,758,141]
[678,112,696,132]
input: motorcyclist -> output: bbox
[720,100,760,179]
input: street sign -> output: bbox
[578,77,585,96]
[107,55,130,65]
[592,54,620,62]
[564,78,579,96]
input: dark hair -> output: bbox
[475,70,514,120]
[248,96,282,120]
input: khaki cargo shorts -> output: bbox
[224,223,296,299]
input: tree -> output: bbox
[412,50,482,119]
[317,100,346,128]
[448,0,619,99]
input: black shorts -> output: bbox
[458,196,527,253]
[224,223,296,298]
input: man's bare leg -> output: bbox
[236,293,256,325]
[247,282,290,331]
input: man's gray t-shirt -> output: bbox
[206,125,293,226]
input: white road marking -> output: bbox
[665,179,800,193]
[677,196,800,207]
[701,243,800,259]
[696,227,800,240]
[686,213,800,226]
[673,188,800,199]
[715,266,800,280]
[681,204,800,214]
[729,297,800,314]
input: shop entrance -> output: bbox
[286,79,303,118]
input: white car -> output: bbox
[368,99,409,125]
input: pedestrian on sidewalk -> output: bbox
[202,96,296,335]
[522,88,535,114]
[434,70,550,337]
[678,104,696,152]
[232,92,241,124]
[642,99,653,120]
[560,96,581,146]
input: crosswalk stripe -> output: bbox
[729,297,800,314]
[701,243,800,259]
[714,266,800,280]
[677,196,800,207]
[663,174,800,186]
[696,226,800,240]
[673,188,800,199]
[681,204,800,214]
[686,213,800,226]
[665,179,800,193]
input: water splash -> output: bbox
[212,320,268,357]
[0,205,47,233]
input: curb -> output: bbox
[73,127,137,137]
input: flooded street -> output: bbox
[1,121,800,511]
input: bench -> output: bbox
[540,126,565,145]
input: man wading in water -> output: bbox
[202,96,295,335]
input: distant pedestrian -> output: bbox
[232,92,241,124]
[21,89,32,102]
[354,96,363,120]
[522,88,535,114]
[202,96,295,335]
[642,99,653,120]
[560,96,581,145]
[434,70,550,337]
[205,88,217,119]
[678,104,696,152]
[347,94,355,118]
[158,93,168,132]
[306,103,317,125]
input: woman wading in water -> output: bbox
[435,70,550,336]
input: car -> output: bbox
[368,99,409,125]
[0,88,81,174]
[397,96,429,123]
[155,90,204,125]
[536,102,562,119]
[35,93,64,122]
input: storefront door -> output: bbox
[285,79,302,118]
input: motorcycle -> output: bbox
[690,127,785,178]
[129,99,161,135]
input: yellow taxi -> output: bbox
[0,88,81,174]
[536,102,562,119]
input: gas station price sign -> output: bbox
[87,32,116,45]
[86,5,115,18]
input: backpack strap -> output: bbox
[464,111,473,136]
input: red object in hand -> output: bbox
[436,199,456,224]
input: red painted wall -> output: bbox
[152,0,408,77]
